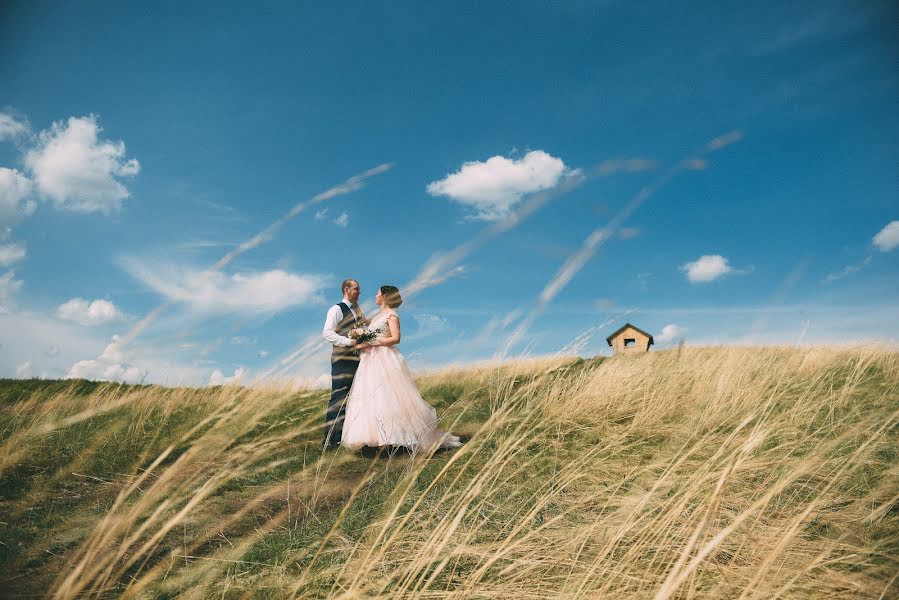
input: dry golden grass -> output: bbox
[0,346,896,598]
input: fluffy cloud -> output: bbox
[681,255,733,283]
[427,150,573,220]
[25,115,140,213]
[655,324,687,344]
[873,220,899,252]
[57,298,124,326]
[0,167,35,226]
[0,113,29,142]
[60,330,211,385]
[0,242,26,267]
[0,305,211,383]
[122,260,329,315]
[0,307,110,379]
[66,334,145,382]
[208,367,247,386]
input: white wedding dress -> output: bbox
[341,308,462,452]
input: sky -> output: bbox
[1,1,897,386]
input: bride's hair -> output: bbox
[379,285,403,309]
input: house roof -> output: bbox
[606,323,654,346]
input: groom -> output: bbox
[321,278,367,449]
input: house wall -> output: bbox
[610,326,651,354]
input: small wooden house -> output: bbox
[606,323,654,355]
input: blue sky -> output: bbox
[1,1,896,385]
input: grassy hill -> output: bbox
[1,347,897,598]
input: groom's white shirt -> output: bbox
[323,299,358,347]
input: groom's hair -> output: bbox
[379,285,403,309]
[341,279,358,294]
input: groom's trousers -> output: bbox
[324,351,359,448]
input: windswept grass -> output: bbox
[0,347,897,598]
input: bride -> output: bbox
[340,285,462,452]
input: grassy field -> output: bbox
[0,346,897,599]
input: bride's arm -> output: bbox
[373,314,401,347]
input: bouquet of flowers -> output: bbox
[350,326,380,345]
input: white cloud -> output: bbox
[655,324,688,344]
[427,150,574,220]
[618,227,640,240]
[314,208,328,220]
[0,306,204,384]
[257,349,269,359]
[873,220,899,252]
[67,359,143,383]
[681,255,733,283]
[57,298,125,326]
[0,270,23,311]
[16,361,32,378]
[0,308,108,379]
[66,334,145,382]
[0,242,26,267]
[333,211,349,227]
[58,329,210,385]
[122,259,329,315]
[25,115,140,214]
[0,113,29,142]
[0,167,35,226]
[209,366,246,386]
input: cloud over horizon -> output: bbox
[66,334,145,382]
[122,259,330,316]
[656,323,688,344]
[209,366,247,386]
